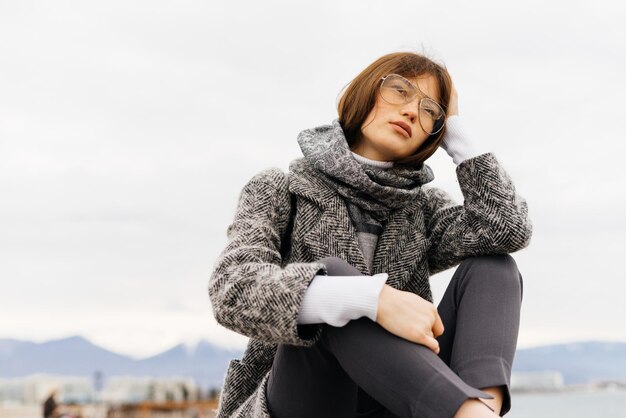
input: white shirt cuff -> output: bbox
[441,115,489,165]
[297,273,388,326]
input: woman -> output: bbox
[209,52,532,418]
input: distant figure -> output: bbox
[43,389,58,418]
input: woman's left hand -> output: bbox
[447,79,458,118]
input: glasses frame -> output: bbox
[379,74,446,136]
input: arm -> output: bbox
[424,153,533,274]
[208,168,327,346]
[440,78,488,166]
[297,273,388,326]
[425,79,533,274]
[440,116,489,165]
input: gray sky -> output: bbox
[1,0,624,358]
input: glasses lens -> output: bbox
[380,74,446,135]
[380,75,417,105]
[419,98,445,135]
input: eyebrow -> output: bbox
[401,75,438,102]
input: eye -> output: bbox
[390,84,408,95]
[421,100,443,119]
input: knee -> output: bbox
[459,255,523,299]
[461,254,518,273]
[317,256,363,276]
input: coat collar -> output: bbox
[288,159,426,279]
[295,120,435,216]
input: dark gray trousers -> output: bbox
[265,255,524,418]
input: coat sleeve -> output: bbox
[424,152,533,275]
[208,168,327,347]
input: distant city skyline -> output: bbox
[1,0,624,358]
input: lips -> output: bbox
[390,121,412,138]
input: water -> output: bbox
[507,389,626,418]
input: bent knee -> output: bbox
[460,255,523,297]
[461,254,518,274]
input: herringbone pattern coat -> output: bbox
[208,152,532,417]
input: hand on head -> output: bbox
[447,79,459,118]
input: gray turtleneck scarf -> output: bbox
[347,151,394,269]
[292,119,436,271]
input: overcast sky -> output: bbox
[0,0,624,359]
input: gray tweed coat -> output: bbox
[208,152,532,417]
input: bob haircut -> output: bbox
[337,52,453,167]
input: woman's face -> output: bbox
[352,74,441,162]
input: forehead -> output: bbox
[403,74,440,102]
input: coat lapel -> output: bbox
[372,202,429,288]
[289,171,369,275]
[288,166,429,284]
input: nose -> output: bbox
[399,98,420,124]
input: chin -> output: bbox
[378,141,416,160]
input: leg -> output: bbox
[266,341,359,418]
[436,255,524,416]
[265,257,365,418]
[479,387,505,414]
[266,318,496,418]
[321,318,496,418]
[265,255,500,418]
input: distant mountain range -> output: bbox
[513,340,626,385]
[1,337,625,388]
[0,336,242,389]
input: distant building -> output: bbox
[0,374,198,406]
[101,376,197,404]
[0,374,94,405]
[511,371,565,392]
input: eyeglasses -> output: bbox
[379,74,446,136]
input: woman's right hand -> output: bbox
[447,78,459,117]
[376,284,444,354]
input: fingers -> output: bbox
[377,289,445,355]
[422,334,440,354]
[447,79,459,117]
[432,310,445,338]
[424,308,443,353]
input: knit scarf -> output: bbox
[290,119,435,225]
